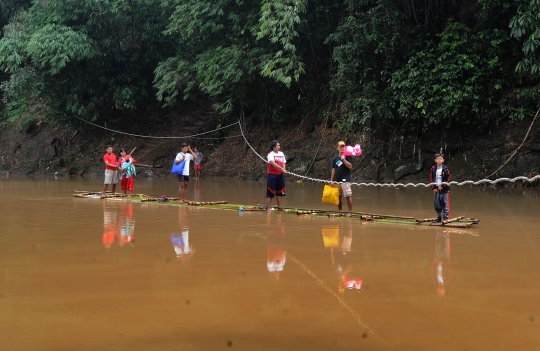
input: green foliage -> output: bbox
[0,66,46,126]
[0,11,30,73]
[256,0,308,87]
[154,0,325,121]
[0,0,539,134]
[330,0,531,132]
[0,0,176,124]
[509,0,540,78]
[328,1,403,130]
[26,24,98,74]
[0,0,31,28]
[155,0,260,115]
[390,21,504,127]
[154,57,194,106]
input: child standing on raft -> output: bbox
[118,148,137,197]
[430,153,451,222]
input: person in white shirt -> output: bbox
[175,143,197,203]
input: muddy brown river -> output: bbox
[1,176,539,350]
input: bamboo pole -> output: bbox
[416,218,439,223]
[102,194,128,198]
[460,218,480,224]
[73,194,101,198]
[74,190,112,194]
[187,201,228,206]
[296,209,404,220]
[276,206,414,220]
[297,210,327,215]
[141,197,178,202]
[442,216,465,225]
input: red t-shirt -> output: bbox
[103,153,117,171]
[267,151,286,175]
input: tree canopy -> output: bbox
[0,0,539,133]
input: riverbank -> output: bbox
[1,100,540,186]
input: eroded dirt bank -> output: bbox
[1,104,540,186]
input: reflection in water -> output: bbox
[4,179,540,351]
[118,203,135,247]
[171,207,195,261]
[102,202,135,249]
[0,235,5,295]
[102,202,118,249]
[433,230,451,296]
[325,222,362,293]
[193,179,202,201]
[267,212,286,279]
[171,231,193,260]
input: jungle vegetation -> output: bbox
[0,0,540,135]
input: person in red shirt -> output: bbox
[266,140,287,210]
[102,145,119,194]
[118,148,137,197]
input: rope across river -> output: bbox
[237,118,540,188]
[78,115,540,187]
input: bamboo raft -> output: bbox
[73,191,479,228]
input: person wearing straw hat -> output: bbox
[331,141,353,213]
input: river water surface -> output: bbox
[0,176,539,351]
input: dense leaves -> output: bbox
[0,0,177,125]
[0,0,539,132]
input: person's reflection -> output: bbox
[171,207,195,261]
[102,202,118,249]
[118,202,135,247]
[433,230,451,296]
[267,212,287,280]
[328,222,362,293]
[193,179,202,201]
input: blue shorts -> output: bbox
[178,175,189,182]
[266,173,286,198]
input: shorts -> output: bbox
[178,175,190,182]
[194,164,202,170]
[339,182,352,197]
[266,173,286,198]
[121,176,134,191]
[104,170,118,185]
